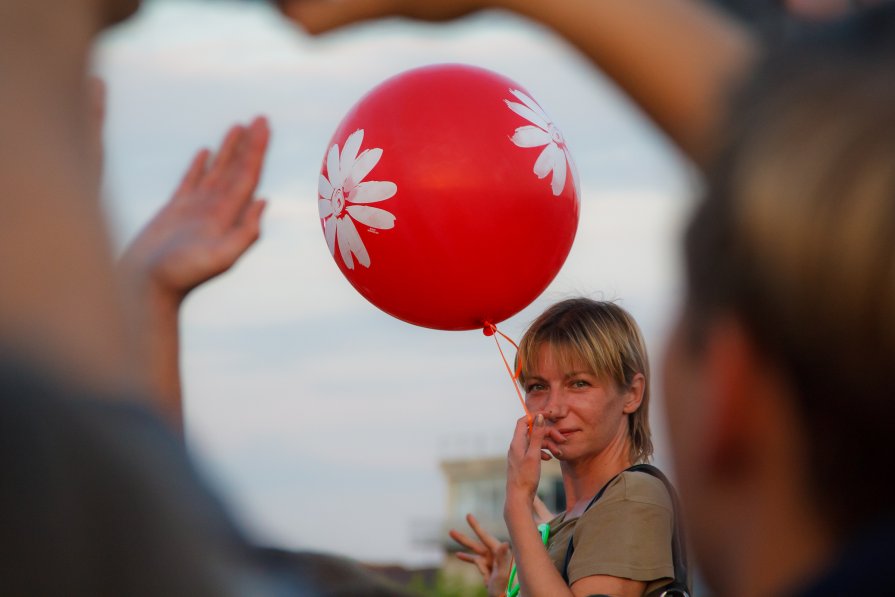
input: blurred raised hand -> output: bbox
[121,117,270,302]
[277,0,490,34]
[119,117,270,427]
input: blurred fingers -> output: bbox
[466,513,502,553]
[212,199,267,271]
[240,197,267,238]
[456,552,491,580]
[225,116,271,202]
[206,124,246,186]
[280,0,395,35]
[448,529,487,556]
[175,148,211,197]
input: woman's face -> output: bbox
[523,343,640,462]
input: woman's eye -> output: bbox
[526,383,546,393]
[571,380,590,389]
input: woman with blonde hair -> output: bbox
[452,298,686,597]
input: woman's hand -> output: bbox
[505,414,567,514]
[277,0,497,35]
[449,514,513,597]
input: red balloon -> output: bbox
[317,64,580,331]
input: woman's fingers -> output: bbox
[448,528,487,557]
[494,541,513,570]
[509,413,550,464]
[466,513,503,553]
[526,413,549,460]
[510,413,565,459]
[548,427,568,444]
[456,552,492,580]
[522,421,564,458]
[506,414,547,506]
[542,438,563,458]
[508,414,531,457]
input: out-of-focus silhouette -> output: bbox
[664,6,895,596]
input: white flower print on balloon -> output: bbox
[318,129,397,270]
[505,89,580,197]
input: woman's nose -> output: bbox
[542,389,566,420]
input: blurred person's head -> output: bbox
[97,0,142,28]
[711,0,890,42]
[664,6,895,595]
[713,0,888,22]
[0,0,145,392]
[517,298,652,465]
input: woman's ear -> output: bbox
[622,372,646,414]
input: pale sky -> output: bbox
[96,0,695,566]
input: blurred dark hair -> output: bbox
[683,4,895,537]
[709,0,894,42]
[709,0,794,35]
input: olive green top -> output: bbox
[546,471,675,593]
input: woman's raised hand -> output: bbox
[505,414,567,510]
[449,513,513,597]
[277,0,496,35]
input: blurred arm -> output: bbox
[119,118,270,429]
[280,0,758,166]
[505,0,758,165]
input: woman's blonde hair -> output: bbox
[516,298,653,464]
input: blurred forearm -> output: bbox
[502,0,758,165]
[118,261,186,431]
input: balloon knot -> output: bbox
[483,323,496,337]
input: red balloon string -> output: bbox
[485,322,532,428]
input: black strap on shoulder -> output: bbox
[560,471,621,585]
[560,464,690,597]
